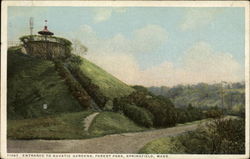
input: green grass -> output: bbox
[139,137,185,154]
[8,48,83,119]
[8,111,148,140]
[88,112,147,136]
[7,111,93,139]
[79,58,134,99]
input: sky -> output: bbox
[8,6,245,87]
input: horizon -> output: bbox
[8,6,245,87]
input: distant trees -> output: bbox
[176,104,206,123]
[148,82,245,117]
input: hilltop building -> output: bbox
[20,20,72,60]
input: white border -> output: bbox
[1,1,249,159]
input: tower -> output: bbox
[29,17,34,35]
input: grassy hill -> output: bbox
[7,47,83,119]
[79,58,134,99]
[7,47,134,119]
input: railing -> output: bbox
[20,35,72,46]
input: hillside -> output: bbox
[79,58,134,99]
[7,47,83,119]
[7,47,134,119]
[148,83,245,113]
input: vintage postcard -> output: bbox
[1,0,249,159]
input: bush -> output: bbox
[176,104,206,123]
[176,118,245,154]
[54,60,91,109]
[114,90,177,127]
[123,104,154,128]
[67,62,108,107]
[205,107,223,118]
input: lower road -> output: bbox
[8,123,200,153]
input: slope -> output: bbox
[7,47,83,119]
[79,57,134,99]
[7,47,134,119]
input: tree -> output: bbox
[71,39,88,56]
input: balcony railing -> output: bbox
[20,35,72,46]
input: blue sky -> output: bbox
[8,7,245,86]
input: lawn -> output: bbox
[8,111,148,140]
[8,111,93,139]
[88,112,147,136]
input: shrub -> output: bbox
[67,62,108,107]
[123,104,154,128]
[114,91,177,127]
[176,118,245,154]
[54,60,91,109]
[205,107,223,118]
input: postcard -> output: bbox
[1,0,249,159]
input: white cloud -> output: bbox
[140,42,244,86]
[69,24,167,55]
[93,8,127,23]
[68,25,243,87]
[180,8,222,31]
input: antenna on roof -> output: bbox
[29,17,34,35]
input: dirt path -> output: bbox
[83,112,99,131]
[7,123,200,153]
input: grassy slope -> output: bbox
[7,48,83,119]
[79,58,134,99]
[8,111,147,139]
[88,112,146,137]
[8,111,93,139]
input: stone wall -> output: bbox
[20,35,72,60]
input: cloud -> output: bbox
[69,24,167,55]
[68,25,243,87]
[180,8,222,31]
[140,42,244,86]
[93,8,126,23]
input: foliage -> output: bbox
[88,112,146,137]
[122,104,154,127]
[54,60,91,109]
[148,83,245,116]
[176,104,206,123]
[139,137,186,154]
[114,88,177,127]
[71,39,88,56]
[8,111,93,139]
[67,60,108,107]
[177,118,245,154]
[205,106,224,118]
[7,49,83,119]
[140,118,245,154]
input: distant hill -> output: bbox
[148,83,245,111]
[7,47,134,119]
